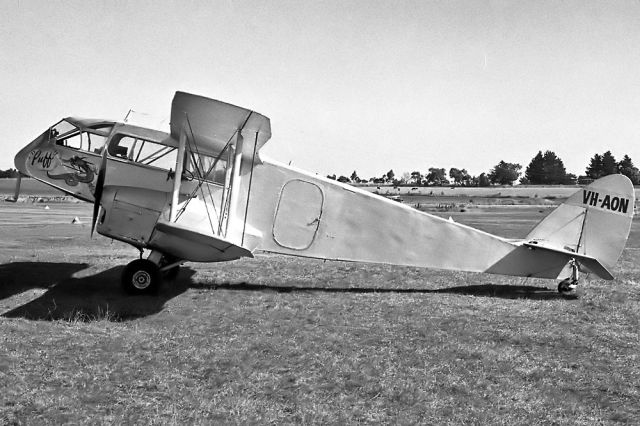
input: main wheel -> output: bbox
[122,259,161,295]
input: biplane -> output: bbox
[14,92,636,295]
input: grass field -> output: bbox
[1,202,639,424]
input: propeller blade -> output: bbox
[91,146,108,236]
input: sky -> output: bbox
[2,0,640,180]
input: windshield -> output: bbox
[51,120,114,153]
[50,120,77,139]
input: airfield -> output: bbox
[1,182,639,423]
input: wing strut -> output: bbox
[169,120,187,223]
[225,128,245,240]
[241,131,259,246]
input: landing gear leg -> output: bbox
[159,254,183,280]
[558,259,579,296]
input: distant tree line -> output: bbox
[585,151,640,184]
[0,168,20,178]
[327,150,640,186]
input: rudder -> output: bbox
[526,174,635,279]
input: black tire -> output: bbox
[558,279,570,293]
[557,278,577,295]
[122,259,161,295]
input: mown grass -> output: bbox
[1,203,639,424]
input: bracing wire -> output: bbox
[175,115,217,236]
[174,111,255,239]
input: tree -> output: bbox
[488,161,521,185]
[425,167,449,186]
[585,153,603,179]
[385,170,395,183]
[602,151,618,176]
[460,169,471,186]
[618,155,640,184]
[601,151,618,176]
[524,151,545,184]
[449,168,471,186]
[524,150,570,184]
[350,170,360,183]
[410,171,423,186]
[541,151,570,184]
[478,173,490,187]
[326,174,336,180]
[586,151,623,180]
[337,175,350,183]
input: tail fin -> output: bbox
[526,174,635,279]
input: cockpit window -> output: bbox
[50,120,77,139]
[108,134,177,171]
[52,120,113,153]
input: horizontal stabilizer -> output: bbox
[523,241,614,280]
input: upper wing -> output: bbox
[170,91,271,158]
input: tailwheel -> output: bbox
[557,278,578,294]
[122,259,161,295]
[557,258,579,297]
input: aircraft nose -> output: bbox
[14,129,51,176]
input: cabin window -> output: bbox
[108,134,177,171]
[88,133,108,153]
[87,124,113,153]
[58,132,84,150]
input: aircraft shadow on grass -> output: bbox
[0,262,568,322]
[0,261,196,321]
[194,281,567,301]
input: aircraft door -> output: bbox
[273,179,324,250]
